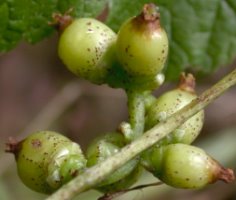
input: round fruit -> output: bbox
[143,144,235,189]
[58,18,117,84]
[116,3,168,77]
[145,74,204,145]
[6,131,86,194]
[86,132,141,192]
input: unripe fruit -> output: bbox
[116,3,168,77]
[98,163,142,193]
[143,144,235,189]
[58,18,117,84]
[145,74,204,145]
[86,133,141,192]
[6,131,87,194]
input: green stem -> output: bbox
[46,69,236,200]
[125,90,145,141]
[143,91,156,111]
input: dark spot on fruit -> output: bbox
[87,22,92,26]
[71,169,79,177]
[31,139,42,148]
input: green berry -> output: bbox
[98,163,142,193]
[6,131,86,194]
[86,133,141,192]
[144,144,235,189]
[145,74,204,145]
[116,3,168,77]
[58,18,117,84]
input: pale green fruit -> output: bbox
[116,4,168,77]
[58,18,117,84]
[147,144,235,189]
[9,131,86,194]
[98,163,143,193]
[145,88,204,145]
[86,133,141,192]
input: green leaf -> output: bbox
[107,0,236,80]
[0,0,108,52]
[57,0,108,18]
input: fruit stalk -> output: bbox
[125,90,146,141]
[46,69,236,200]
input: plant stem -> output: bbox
[125,90,145,141]
[143,91,156,110]
[46,69,236,200]
[98,181,163,200]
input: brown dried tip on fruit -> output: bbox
[116,3,168,77]
[216,166,235,183]
[178,73,196,94]
[141,3,160,21]
[5,137,21,156]
[49,8,74,32]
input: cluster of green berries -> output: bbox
[58,4,168,90]
[6,3,234,196]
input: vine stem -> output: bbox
[46,69,236,200]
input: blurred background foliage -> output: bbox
[0,0,236,200]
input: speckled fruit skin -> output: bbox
[58,18,117,84]
[145,89,204,145]
[16,131,86,194]
[145,144,228,189]
[116,17,168,77]
[86,133,141,192]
